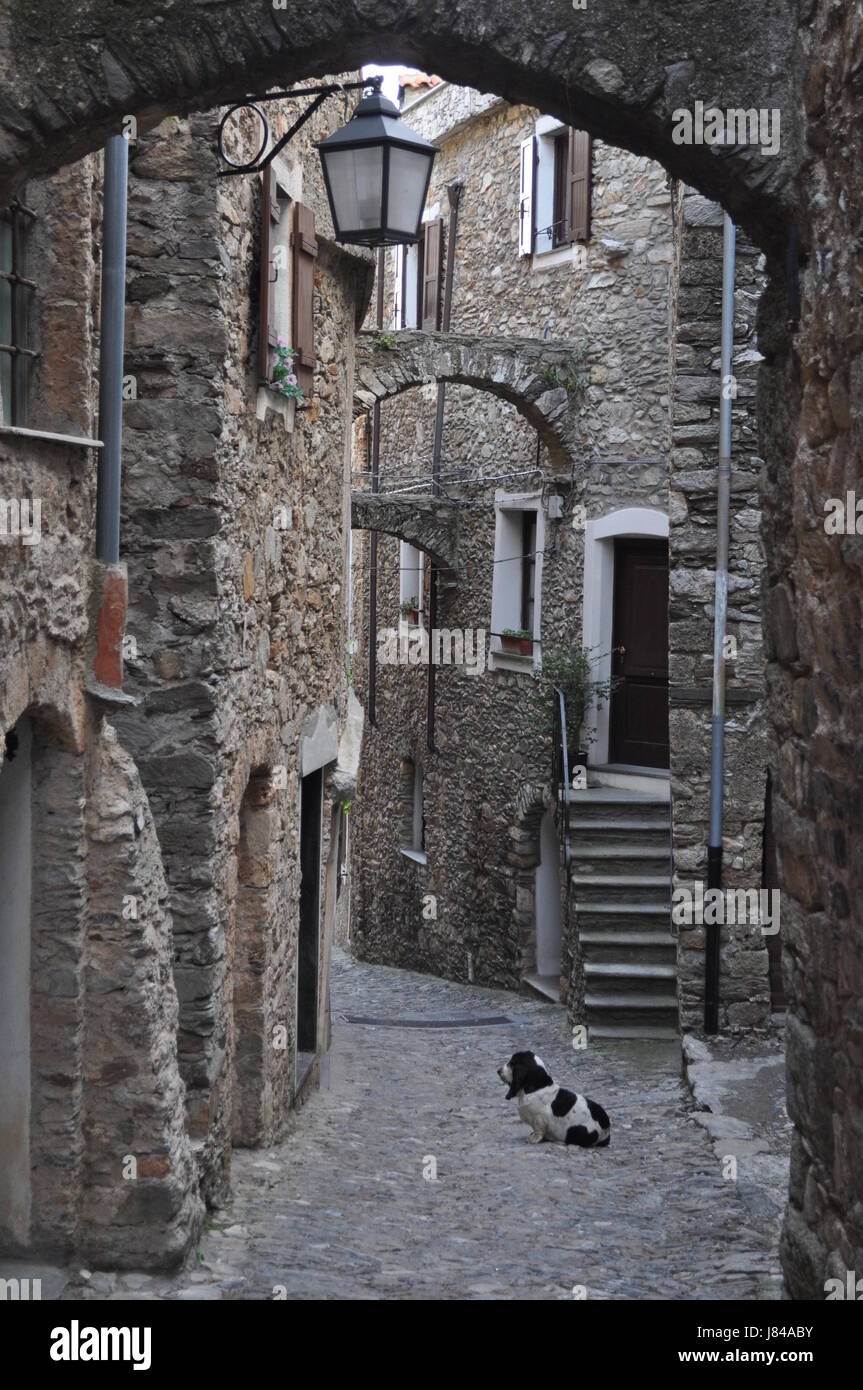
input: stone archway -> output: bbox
[354,330,588,469]
[0,1,797,254]
[0,0,858,1304]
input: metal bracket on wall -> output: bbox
[217,76,382,177]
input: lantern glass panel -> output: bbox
[386,147,434,236]
[324,145,384,234]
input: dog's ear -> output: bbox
[505,1053,530,1099]
[500,1050,522,1095]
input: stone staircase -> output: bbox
[568,786,676,1039]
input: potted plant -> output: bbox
[400,596,421,625]
[270,338,304,402]
[500,627,534,656]
[525,644,616,777]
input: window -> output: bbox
[399,540,424,624]
[489,491,545,670]
[519,123,591,258]
[412,765,425,855]
[258,166,317,396]
[399,756,427,864]
[551,130,570,248]
[521,511,537,633]
[393,217,441,331]
[0,198,37,426]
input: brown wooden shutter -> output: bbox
[258,166,282,384]
[421,217,443,331]
[292,201,318,395]
[568,129,592,243]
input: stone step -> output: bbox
[584,962,677,995]
[571,844,670,875]
[588,1022,679,1041]
[577,903,672,934]
[569,811,669,845]
[522,971,563,1005]
[574,875,671,906]
[584,993,679,1030]
[566,789,670,825]
[580,930,677,966]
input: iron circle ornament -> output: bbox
[217,102,270,173]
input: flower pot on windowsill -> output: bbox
[403,609,420,627]
[500,633,534,656]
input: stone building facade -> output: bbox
[0,0,860,1304]
[349,78,773,1039]
[0,93,369,1267]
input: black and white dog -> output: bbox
[498,1051,610,1148]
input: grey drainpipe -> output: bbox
[95,135,129,564]
[704,211,736,1034]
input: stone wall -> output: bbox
[1,91,370,1266]
[112,104,370,1205]
[774,0,863,1301]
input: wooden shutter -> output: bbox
[292,201,318,395]
[568,129,592,243]
[421,218,443,331]
[258,165,282,384]
[519,136,536,257]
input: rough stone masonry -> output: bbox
[0,0,859,1302]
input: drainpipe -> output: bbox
[704,212,736,1035]
[95,135,129,564]
[368,247,385,726]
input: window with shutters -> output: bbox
[258,166,317,400]
[523,118,591,259]
[0,198,37,426]
[421,217,443,331]
[393,241,423,329]
[489,490,546,672]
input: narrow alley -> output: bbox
[64,953,786,1302]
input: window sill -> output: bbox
[488,649,538,675]
[0,423,102,449]
[400,847,428,866]
[530,243,589,272]
[255,386,296,431]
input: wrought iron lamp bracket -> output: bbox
[217,75,383,177]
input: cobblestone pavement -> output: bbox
[65,951,785,1300]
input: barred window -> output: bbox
[0,198,38,426]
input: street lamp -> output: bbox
[217,79,438,249]
[316,90,438,247]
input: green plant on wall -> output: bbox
[525,643,615,754]
[540,339,590,396]
[374,330,398,350]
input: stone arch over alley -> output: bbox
[354,329,589,471]
[0,0,797,253]
[0,0,858,1305]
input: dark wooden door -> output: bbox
[609,539,670,768]
[298,768,322,1055]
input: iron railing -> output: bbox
[551,686,572,879]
